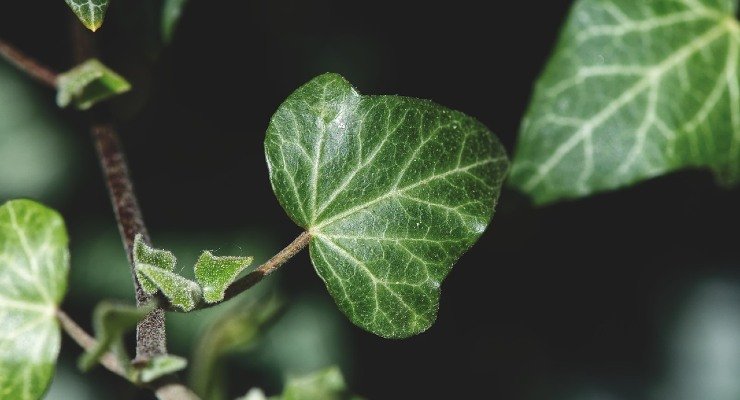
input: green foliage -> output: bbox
[162,0,189,43]
[195,252,253,303]
[240,367,361,400]
[136,263,202,311]
[78,301,154,372]
[56,59,131,110]
[134,234,257,311]
[134,233,177,294]
[266,73,508,338]
[510,0,740,204]
[138,355,188,383]
[0,200,69,399]
[65,0,110,32]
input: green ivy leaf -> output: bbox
[510,0,740,204]
[0,200,69,399]
[136,264,201,312]
[56,59,131,110]
[64,0,110,32]
[194,251,253,303]
[239,367,361,400]
[138,355,188,383]
[162,0,189,44]
[133,234,177,294]
[78,301,154,372]
[265,73,508,338]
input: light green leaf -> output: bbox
[195,251,253,303]
[65,0,110,32]
[78,301,154,372]
[133,234,177,294]
[510,0,740,204]
[239,367,361,400]
[56,59,131,110]
[162,0,189,44]
[136,264,201,312]
[138,355,187,383]
[0,200,69,399]
[265,73,508,338]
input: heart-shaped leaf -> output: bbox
[65,0,110,32]
[510,0,740,204]
[0,200,69,399]
[194,252,253,303]
[266,73,508,338]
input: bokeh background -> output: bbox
[2,1,740,399]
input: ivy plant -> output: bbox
[0,0,738,399]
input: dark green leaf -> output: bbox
[266,73,508,338]
[0,200,69,399]
[78,301,154,372]
[195,251,253,303]
[56,59,131,110]
[510,0,740,204]
[64,0,110,32]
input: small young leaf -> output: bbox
[266,73,508,338]
[56,59,131,110]
[239,367,361,400]
[133,234,177,294]
[162,0,189,44]
[65,0,110,32]
[510,0,740,204]
[0,200,69,399]
[78,301,155,371]
[138,354,188,383]
[136,264,202,311]
[194,251,253,303]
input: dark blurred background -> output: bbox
[2,1,740,399]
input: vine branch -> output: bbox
[209,231,311,307]
[0,38,57,88]
[57,309,200,400]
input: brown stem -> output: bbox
[0,38,58,88]
[207,231,311,307]
[91,124,167,361]
[56,309,127,378]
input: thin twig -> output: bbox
[57,309,200,400]
[56,309,127,378]
[203,231,311,308]
[0,38,58,88]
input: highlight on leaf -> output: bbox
[266,73,508,338]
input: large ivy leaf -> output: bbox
[510,0,740,204]
[64,0,110,32]
[0,200,69,399]
[266,73,508,338]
